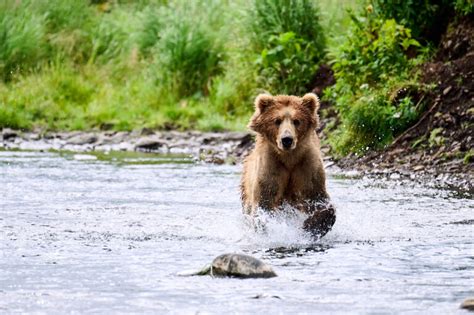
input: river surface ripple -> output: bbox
[0,150,473,314]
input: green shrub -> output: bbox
[250,0,326,95]
[454,0,474,15]
[329,10,422,112]
[326,7,426,154]
[332,89,422,154]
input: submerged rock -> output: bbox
[177,253,277,279]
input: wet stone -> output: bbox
[105,131,129,144]
[25,133,41,141]
[413,165,425,171]
[67,133,98,145]
[56,131,83,140]
[211,253,277,279]
[134,137,167,151]
[461,298,474,310]
[442,86,452,95]
[2,128,18,141]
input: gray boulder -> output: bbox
[461,297,474,310]
[2,128,18,141]
[211,253,277,278]
[134,136,167,151]
[67,133,98,145]
[177,253,277,279]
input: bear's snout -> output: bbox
[278,127,296,151]
[281,136,293,150]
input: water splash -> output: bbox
[237,206,314,249]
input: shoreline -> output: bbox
[1,128,472,193]
[0,128,252,165]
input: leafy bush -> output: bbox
[329,9,422,111]
[331,88,423,154]
[454,0,474,15]
[326,7,426,154]
[250,0,326,95]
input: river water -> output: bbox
[1,150,473,314]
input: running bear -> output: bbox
[241,93,336,237]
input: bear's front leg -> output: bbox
[303,201,336,238]
[247,154,289,212]
[256,175,287,211]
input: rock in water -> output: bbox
[211,254,277,278]
[175,253,277,279]
[461,297,474,310]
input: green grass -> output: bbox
[0,0,254,131]
[0,0,358,132]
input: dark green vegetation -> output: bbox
[251,0,326,95]
[324,0,472,155]
[325,5,428,154]
[0,0,472,155]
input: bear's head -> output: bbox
[248,93,320,152]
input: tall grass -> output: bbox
[0,2,47,81]
[153,2,225,98]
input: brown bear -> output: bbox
[240,93,336,238]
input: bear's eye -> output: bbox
[275,119,282,126]
[293,119,300,127]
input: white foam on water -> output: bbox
[235,206,314,249]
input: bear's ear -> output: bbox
[302,93,320,114]
[254,93,274,114]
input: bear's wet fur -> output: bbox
[241,93,336,238]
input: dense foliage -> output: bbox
[372,0,473,42]
[250,0,326,95]
[325,6,428,154]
